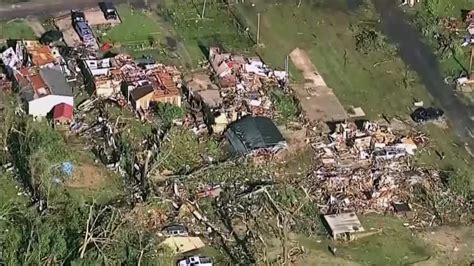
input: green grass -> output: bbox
[337,214,431,264]
[102,5,161,43]
[0,21,35,40]
[285,214,430,265]
[235,1,432,118]
[161,0,254,66]
[0,173,27,205]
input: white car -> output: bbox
[177,256,213,266]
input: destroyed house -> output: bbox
[124,66,182,108]
[225,116,287,155]
[209,47,245,88]
[152,70,181,106]
[84,58,121,97]
[23,41,59,67]
[15,67,74,117]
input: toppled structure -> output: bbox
[83,54,182,112]
[208,48,286,120]
[84,58,122,97]
[311,120,427,214]
[184,48,288,135]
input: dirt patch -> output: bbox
[54,14,82,47]
[65,161,109,189]
[289,48,348,122]
[25,18,45,37]
[290,48,327,87]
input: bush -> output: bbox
[270,90,299,123]
[354,25,387,54]
[153,102,185,129]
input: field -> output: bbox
[101,5,161,43]
[0,20,35,40]
[159,0,254,66]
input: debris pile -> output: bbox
[310,121,430,214]
[184,47,289,135]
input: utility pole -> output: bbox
[201,0,207,19]
[257,13,261,45]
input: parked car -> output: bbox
[177,256,213,266]
[71,10,86,24]
[100,1,118,20]
[410,107,444,123]
[162,224,188,236]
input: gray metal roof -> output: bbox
[39,67,73,97]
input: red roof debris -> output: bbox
[100,43,113,52]
[30,74,46,91]
[53,103,73,122]
[29,45,56,66]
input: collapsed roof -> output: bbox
[225,116,286,155]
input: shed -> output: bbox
[324,212,365,240]
[53,103,73,123]
[225,116,286,155]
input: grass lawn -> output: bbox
[102,5,161,43]
[0,21,35,40]
[234,0,473,194]
[160,0,254,66]
[337,214,431,264]
[0,173,28,206]
[281,215,430,265]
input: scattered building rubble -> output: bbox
[306,120,471,228]
[182,47,288,136]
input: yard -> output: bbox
[0,20,35,40]
[159,0,254,66]
[101,5,161,44]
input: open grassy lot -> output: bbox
[98,4,194,68]
[235,1,432,117]
[234,0,473,195]
[267,214,431,265]
[160,0,254,66]
[102,5,161,43]
[0,21,35,40]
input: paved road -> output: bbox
[0,0,144,19]
[373,0,474,149]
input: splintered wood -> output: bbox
[308,120,470,227]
